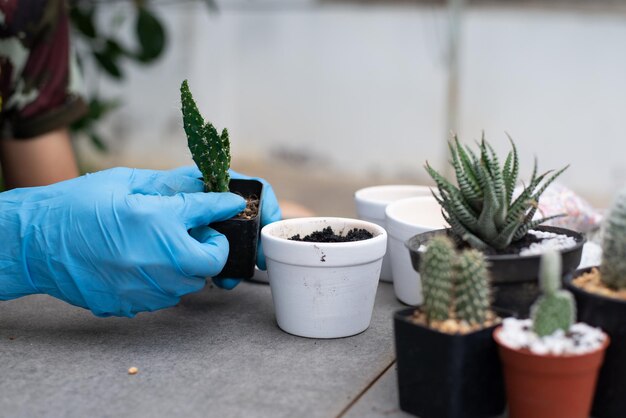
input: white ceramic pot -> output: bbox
[354,185,431,283]
[261,217,387,339]
[385,196,447,306]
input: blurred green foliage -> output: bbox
[69,0,167,151]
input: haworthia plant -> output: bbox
[181,79,231,193]
[426,134,567,251]
[421,235,456,323]
[601,188,626,290]
[530,250,576,337]
[455,249,491,325]
[420,235,491,326]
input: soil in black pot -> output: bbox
[235,195,260,220]
[289,226,373,243]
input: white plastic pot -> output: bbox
[354,185,431,283]
[261,217,387,338]
[385,196,447,306]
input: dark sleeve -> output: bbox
[0,0,87,139]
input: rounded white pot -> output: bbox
[385,196,447,306]
[354,185,431,283]
[261,217,387,339]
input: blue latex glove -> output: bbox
[211,169,282,290]
[0,166,246,317]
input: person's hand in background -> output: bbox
[211,169,282,290]
[0,166,245,317]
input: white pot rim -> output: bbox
[354,184,432,204]
[261,217,387,267]
[385,196,447,238]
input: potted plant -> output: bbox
[494,250,609,418]
[354,185,431,283]
[565,187,626,418]
[181,80,263,279]
[261,217,387,338]
[407,134,585,316]
[384,195,447,305]
[394,235,506,418]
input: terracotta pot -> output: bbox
[493,327,609,418]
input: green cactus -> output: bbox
[601,188,626,290]
[455,249,491,325]
[531,250,576,337]
[425,134,567,251]
[181,79,231,193]
[421,236,456,323]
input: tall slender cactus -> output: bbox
[601,188,626,290]
[181,79,230,192]
[530,250,576,337]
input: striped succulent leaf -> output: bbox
[425,134,567,251]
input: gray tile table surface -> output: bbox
[0,281,406,418]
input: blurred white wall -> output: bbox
[84,2,626,205]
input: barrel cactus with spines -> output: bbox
[600,188,626,290]
[420,236,456,323]
[531,250,576,337]
[455,249,491,325]
[181,79,231,193]
[425,134,567,251]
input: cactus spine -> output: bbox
[420,236,491,326]
[601,188,626,290]
[181,79,231,193]
[421,236,456,323]
[530,250,576,337]
[456,249,491,325]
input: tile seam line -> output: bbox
[334,358,397,418]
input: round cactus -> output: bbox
[455,249,491,325]
[601,188,626,290]
[420,236,456,323]
[531,250,576,337]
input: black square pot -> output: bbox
[394,308,506,418]
[210,179,263,279]
[566,268,626,418]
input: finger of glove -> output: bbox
[212,277,241,290]
[130,169,204,195]
[228,170,281,226]
[168,192,246,229]
[167,165,202,179]
[182,226,231,278]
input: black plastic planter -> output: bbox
[565,268,626,418]
[210,179,263,279]
[394,308,506,418]
[406,226,585,317]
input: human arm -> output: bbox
[0,0,86,189]
[0,128,79,189]
[0,166,246,317]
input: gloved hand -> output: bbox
[211,169,282,290]
[0,166,246,317]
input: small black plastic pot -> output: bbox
[210,179,263,279]
[394,308,506,418]
[565,267,626,418]
[406,226,585,317]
